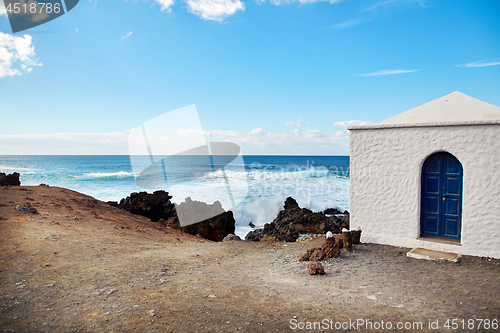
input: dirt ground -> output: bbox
[0,185,499,333]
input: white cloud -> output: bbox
[154,0,175,12]
[206,127,352,155]
[330,20,360,30]
[0,121,372,155]
[333,120,373,129]
[122,31,133,40]
[363,0,427,12]
[456,59,500,68]
[285,119,311,128]
[359,68,421,76]
[0,132,130,155]
[266,0,341,4]
[0,32,42,78]
[185,0,244,21]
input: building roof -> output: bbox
[378,91,500,125]
[349,91,500,130]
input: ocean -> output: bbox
[0,155,350,237]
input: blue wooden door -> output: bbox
[420,152,463,240]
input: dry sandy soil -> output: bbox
[0,185,499,333]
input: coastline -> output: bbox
[1,185,499,332]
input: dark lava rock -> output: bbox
[0,172,21,186]
[245,228,266,242]
[107,201,118,207]
[245,197,349,242]
[324,208,342,215]
[307,262,325,275]
[117,191,176,222]
[164,198,236,242]
[115,192,235,242]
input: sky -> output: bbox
[0,0,499,155]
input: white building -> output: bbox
[348,91,500,258]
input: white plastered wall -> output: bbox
[349,123,500,258]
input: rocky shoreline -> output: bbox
[2,172,350,243]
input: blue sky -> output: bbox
[0,0,499,154]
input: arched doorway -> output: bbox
[420,152,463,241]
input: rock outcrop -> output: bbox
[164,198,236,242]
[245,197,349,242]
[115,191,176,222]
[113,191,235,242]
[0,172,21,186]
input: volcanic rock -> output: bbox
[299,248,315,262]
[0,172,21,186]
[116,191,176,222]
[299,236,342,262]
[323,208,342,215]
[307,262,325,275]
[342,230,354,251]
[245,197,349,242]
[245,228,265,242]
[164,198,235,242]
[16,203,38,214]
[321,236,341,259]
[309,249,326,261]
[351,229,362,245]
[223,234,241,241]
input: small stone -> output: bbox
[307,262,325,275]
[223,234,241,242]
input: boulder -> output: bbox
[164,198,235,242]
[115,191,235,242]
[245,228,265,242]
[117,191,176,222]
[323,208,342,215]
[0,172,21,186]
[245,197,349,242]
[223,234,241,242]
[307,262,325,275]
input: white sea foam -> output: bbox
[0,165,37,174]
[78,171,135,181]
[196,168,347,182]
